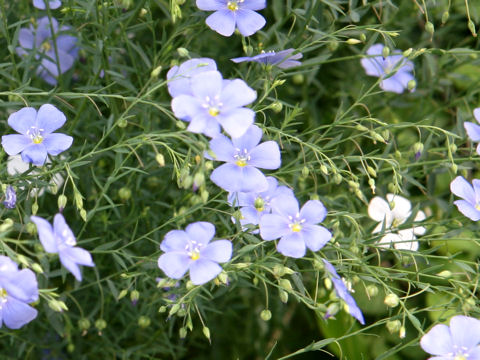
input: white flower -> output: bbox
[7,154,64,197]
[368,193,426,251]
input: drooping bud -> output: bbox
[260,309,272,321]
[386,319,402,334]
[384,293,400,308]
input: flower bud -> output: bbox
[346,38,362,45]
[279,279,293,292]
[139,8,148,17]
[436,270,452,279]
[386,319,402,334]
[67,344,75,353]
[217,271,228,285]
[32,202,38,215]
[58,194,67,211]
[402,48,413,57]
[78,318,91,331]
[279,289,288,303]
[158,305,167,313]
[117,289,128,300]
[384,293,400,308]
[270,101,283,113]
[138,316,151,328]
[177,47,189,58]
[155,153,165,167]
[441,11,449,24]
[49,299,68,312]
[130,290,140,305]
[301,166,309,177]
[468,20,477,37]
[366,284,379,297]
[320,164,329,175]
[333,173,342,184]
[150,65,162,78]
[0,218,13,232]
[292,74,304,85]
[117,118,128,128]
[382,46,390,58]
[359,33,366,42]
[272,264,285,278]
[324,278,332,290]
[32,263,44,274]
[260,309,272,321]
[179,327,187,338]
[425,22,435,37]
[399,326,406,338]
[327,41,339,52]
[118,187,132,201]
[80,209,87,221]
[202,326,211,340]
[17,255,29,267]
[367,166,377,177]
[407,80,416,91]
[355,124,369,132]
[326,303,339,318]
[462,297,476,312]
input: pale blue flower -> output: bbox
[3,186,16,209]
[360,44,414,94]
[33,0,61,9]
[171,70,257,138]
[196,0,266,37]
[158,222,232,285]
[322,259,365,325]
[232,49,303,69]
[167,58,217,98]
[1,104,73,166]
[0,256,38,329]
[464,108,480,155]
[450,176,480,221]
[420,315,480,359]
[209,125,281,192]
[259,194,332,258]
[31,213,95,281]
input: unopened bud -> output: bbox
[327,41,339,52]
[270,101,283,113]
[17,255,29,267]
[279,289,288,303]
[407,79,416,91]
[359,33,366,42]
[193,173,205,188]
[80,209,87,221]
[139,8,148,17]
[326,303,340,317]
[49,299,68,312]
[403,48,413,57]
[151,65,162,78]
[399,326,406,338]
[279,279,293,292]
[386,319,402,334]
[292,74,304,85]
[468,20,477,37]
[333,173,342,184]
[462,297,476,312]
[117,289,128,300]
[355,124,369,132]
[202,326,211,340]
[441,11,449,24]
[58,194,67,210]
[177,47,189,58]
[32,263,43,274]
[0,218,14,232]
[32,202,38,215]
[78,318,91,331]
[302,166,309,178]
[320,165,329,175]
[272,264,286,278]
[260,309,272,321]
[451,163,458,174]
[366,284,379,297]
[138,316,151,328]
[425,22,435,37]
[366,166,377,177]
[118,187,132,201]
[382,46,390,58]
[436,270,452,278]
[346,38,362,45]
[155,153,165,167]
[179,327,187,338]
[130,290,140,305]
[324,278,332,290]
[384,293,400,308]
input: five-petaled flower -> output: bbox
[31,213,95,281]
[322,259,365,325]
[420,315,480,360]
[464,108,480,156]
[172,70,257,138]
[259,194,332,258]
[450,176,480,221]
[2,104,73,166]
[196,0,266,37]
[0,255,39,329]
[360,44,415,94]
[209,125,281,192]
[16,16,78,85]
[33,0,62,9]
[158,222,232,285]
[232,49,303,69]
[368,193,426,251]
[228,176,293,228]
[167,58,217,98]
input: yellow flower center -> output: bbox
[32,135,44,144]
[0,288,6,298]
[27,126,44,144]
[291,223,302,232]
[208,107,220,117]
[190,251,200,261]
[227,1,239,11]
[476,204,480,211]
[235,159,247,167]
[41,41,51,52]
[454,356,467,360]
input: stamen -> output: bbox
[227,1,239,11]
[26,126,44,144]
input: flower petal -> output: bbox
[30,215,58,253]
[21,144,48,166]
[2,296,37,329]
[201,240,232,263]
[394,229,418,251]
[167,58,217,97]
[302,224,331,252]
[217,108,255,138]
[7,107,37,135]
[248,141,281,169]
[241,0,266,10]
[189,259,222,285]
[277,233,306,258]
[450,176,476,205]
[1,135,31,156]
[158,252,191,279]
[209,135,236,162]
[270,194,299,218]
[161,230,190,252]
[449,315,480,350]
[453,200,480,221]
[2,269,38,303]
[59,247,94,281]
[210,163,268,192]
[259,213,290,240]
[231,124,262,150]
[368,196,391,222]
[43,133,73,156]
[205,10,236,37]
[35,104,66,134]
[191,70,223,101]
[186,222,215,246]
[464,122,480,142]
[420,324,454,356]
[196,0,224,11]
[235,9,266,37]
[171,95,203,120]
[474,108,480,122]
[220,79,256,110]
[300,200,327,224]
[18,28,34,49]
[386,194,412,223]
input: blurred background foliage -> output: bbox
[0,0,479,359]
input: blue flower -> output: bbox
[172,70,257,138]
[259,194,332,258]
[450,176,480,221]
[228,176,294,228]
[420,315,480,359]
[322,259,365,325]
[196,0,266,37]
[17,16,78,85]
[167,58,217,98]
[2,104,73,166]
[209,125,281,192]
[33,0,61,9]
[3,186,16,209]
[232,49,303,69]
[360,44,415,94]
[0,255,39,329]
[464,108,480,155]
[31,213,95,281]
[158,222,232,285]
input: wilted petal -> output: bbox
[2,297,37,329]
[201,240,232,263]
[450,176,476,205]
[186,222,215,246]
[300,200,327,224]
[189,259,222,285]
[420,324,454,356]
[235,9,266,36]
[248,141,281,169]
[2,135,32,156]
[259,213,290,240]
[277,233,306,258]
[158,252,191,279]
[205,10,236,37]
[21,144,48,166]
[30,215,58,253]
[302,224,331,252]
